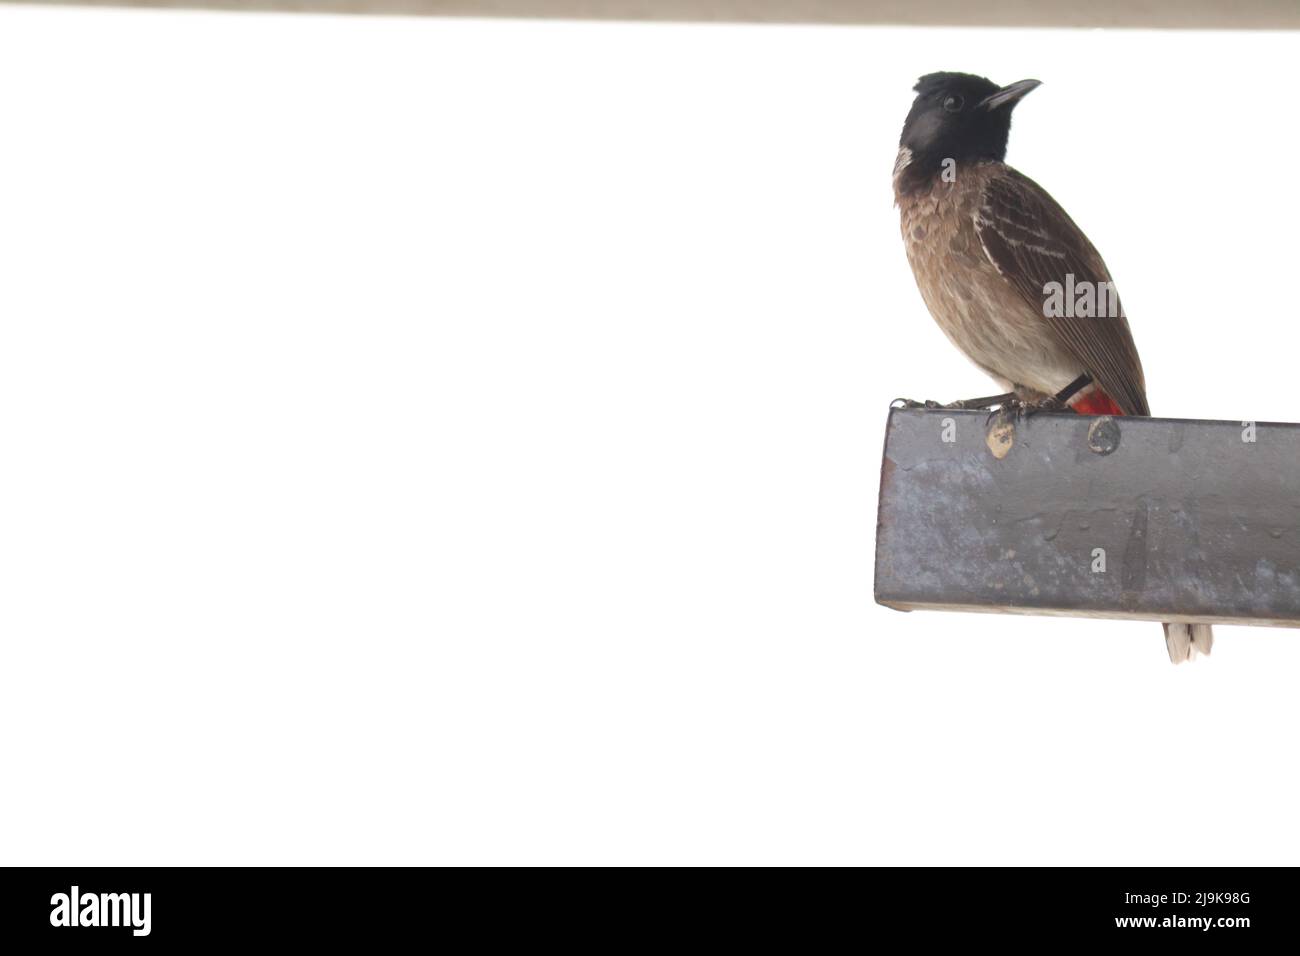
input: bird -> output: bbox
[892,72,1211,663]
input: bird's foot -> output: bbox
[893,392,1017,411]
[1023,395,1067,416]
[947,392,1018,411]
[983,395,1066,427]
[986,397,1027,428]
[891,397,944,409]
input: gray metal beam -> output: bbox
[874,409,1300,628]
[9,1,1300,30]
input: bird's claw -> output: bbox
[985,398,1024,428]
[983,395,1066,427]
[894,394,1065,416]
[894,397,998,410]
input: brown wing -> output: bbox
[975,168,1149,416]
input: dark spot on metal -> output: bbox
[1088,416,1121,455]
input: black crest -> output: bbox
[898,72,1035,184]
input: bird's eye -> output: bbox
[943,94,964,113]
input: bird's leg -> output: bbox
[1051,373,1092,407]
[1020,374,1094,417]
[946,391,1018,410]
[892,391,1017,411]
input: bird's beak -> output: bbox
[979,79,1042,111]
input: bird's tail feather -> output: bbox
[1163,622,1213,664]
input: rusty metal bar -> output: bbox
[874,408,1300,628]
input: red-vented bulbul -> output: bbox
[893,72,1211,663]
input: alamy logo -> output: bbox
[1041,273,1122,318]
[50,885,151,937]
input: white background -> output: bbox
[1,6,1298,865]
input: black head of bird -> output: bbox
[898,73,1041,173]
